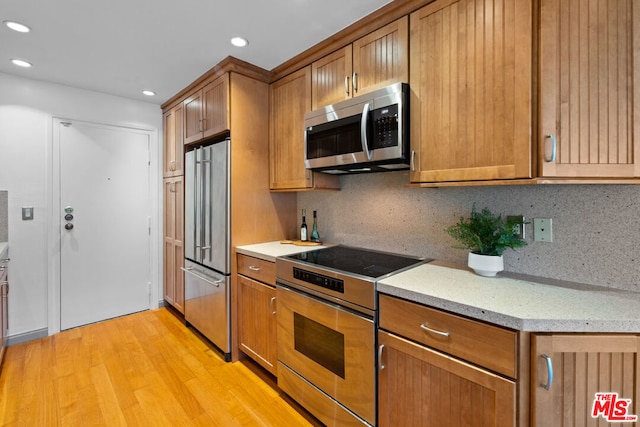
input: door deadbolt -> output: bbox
[64,223,74,230]
[64,214,74,221]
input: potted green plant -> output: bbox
[444,205,527,277]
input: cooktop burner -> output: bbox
[286,245,425,278]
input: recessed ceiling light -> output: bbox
[142,90,156,96]
[230,36,249,47]
[4,20,31,33]
[11,59,32,68]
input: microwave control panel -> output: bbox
[372,104,399,149]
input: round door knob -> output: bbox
[64,223,74,230]
[65,214,74,221]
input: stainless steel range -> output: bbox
[275,245,426,427]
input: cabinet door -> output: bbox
[409,0,532,183]
[163,105,184,177]
[163,177,184,313]
[238,274,277,375]
[311,46,352,109]
[532,334,640,427]
[202,74,230,139]
[539,0,640,178]
[378,330,515,427]
[183,91,203,145]
[270,67,314,190]
[352,16,409,96]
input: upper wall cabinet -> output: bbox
[539,0,640,178]
[270,66,340,191]
[311,16,409,110]
[409,0,533,183]
[163,104,184,177]
[184,74,230,145]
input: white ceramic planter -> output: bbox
[468,252,504,277]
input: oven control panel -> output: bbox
[293,267,344,294]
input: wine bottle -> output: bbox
[311,210,320,242]
[300,209,308,241]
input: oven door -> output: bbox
[276,283,375,426]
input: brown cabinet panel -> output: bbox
[184,74,230,145]
[163,104,184,177]
[237,274,277,375]
[352,15,408,96]
[237,254,276,286]
[539,0,640,178]
[378,330,516,427]
[163,176,184,313]
[311,16,408,110]
[379,294,517,379]
[312,46,353,109]
[409,0,532,183]
[531,334,640,427]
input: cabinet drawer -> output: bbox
[237,254,275,286]
[379,294,517,379]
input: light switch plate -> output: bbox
[534,218,552,242]
[22,206,34,220]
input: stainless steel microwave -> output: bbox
[304,82,409,174]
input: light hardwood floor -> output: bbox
[0,308,321,426]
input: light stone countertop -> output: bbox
[378,261,640,333]
[236,241,330,263]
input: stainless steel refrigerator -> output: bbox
[183,138,231,361]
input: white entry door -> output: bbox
[59,120,151,330]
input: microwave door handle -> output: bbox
[360,102,373,161]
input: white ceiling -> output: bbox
[1,0,391,105]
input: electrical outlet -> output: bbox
[507,215,525,239]
[534,218,553,242]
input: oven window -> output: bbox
[293,312,345,378]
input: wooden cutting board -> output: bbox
[280,240,323,246]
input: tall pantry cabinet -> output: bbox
[163,105,185,313]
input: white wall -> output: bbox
[0,72,163,338]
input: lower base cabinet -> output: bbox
[0,260,7,368]
[378,330,515,427]
[531,334,640,427]
[237,254,277,375]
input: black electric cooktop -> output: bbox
[285,245,426,279]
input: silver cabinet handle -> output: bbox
[411,150,416,171]
[248,265,261,271]
[269,297,276,315]
[541,354,553,390]
[344,76,350,96]
[352,72,358,93]
[545,134,557,162]
[420,323,450,337]
[378,344,385,370]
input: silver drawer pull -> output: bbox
[248,265,261,271]
[420,323,450,337]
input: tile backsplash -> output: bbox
[0,191,7,241]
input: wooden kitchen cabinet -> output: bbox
[184,74,230,145]
[237,254,277,375]
[311,16,408,110]
[409,0,533,183]
[163,176,184,313]
[531,334,640,426]
[269,66,339,191]
[538,0,640,178]
[378,294,516,427]
[163,104,184,177]
[0,258,8,368]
